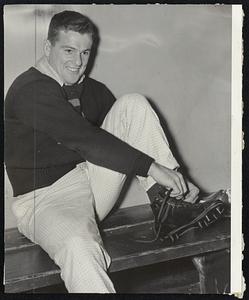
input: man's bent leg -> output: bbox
[87,93,179,221]
[11,165,115,293]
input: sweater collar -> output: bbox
[34,56,85,86]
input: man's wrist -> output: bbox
[148,161,161,179]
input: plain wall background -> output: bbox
[4,5,232,229]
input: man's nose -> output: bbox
[75,54,82,67]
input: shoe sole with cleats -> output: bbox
[158,200,226,243]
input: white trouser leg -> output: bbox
[87,93,179,221]
[11,93,178,293]
[11,165,115,293]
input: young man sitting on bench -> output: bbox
[5,10,227,293]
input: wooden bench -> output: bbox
[4,204,230,293]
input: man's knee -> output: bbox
[116,93,150,111]
[59,235,105,260]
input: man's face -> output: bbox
[45,30,93,85]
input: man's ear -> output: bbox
[44,40,52,57]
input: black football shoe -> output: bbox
[147,185,229,243]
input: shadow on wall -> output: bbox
[147,98,199,188]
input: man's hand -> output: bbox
[148,162,200,202]
[183,180,200,203]
[148,162,187,197]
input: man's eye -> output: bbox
[82,51,90,56]
[65,49,72,54]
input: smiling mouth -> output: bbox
[67,67,80,73]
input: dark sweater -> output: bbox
[5,67,154,196]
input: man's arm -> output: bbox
[13,79,198,199]
[14,80,154,177]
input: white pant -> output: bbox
[12,94,178,293]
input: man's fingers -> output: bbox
[176,172,187,195]
[166,181,178,196]
[170,172,187,197]
[183,183,200,203]
[170,178,183,197]
[184,192,199,203]
[165,176,181,197]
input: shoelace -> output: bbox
[156,188,173,224]
[135,188,173,243]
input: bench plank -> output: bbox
[104,218,230,272]
[4,204,230,293]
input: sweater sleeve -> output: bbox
[14,80,154,176]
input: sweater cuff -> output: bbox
[134,153,155,177]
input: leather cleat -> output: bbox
[148,186,229,243]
